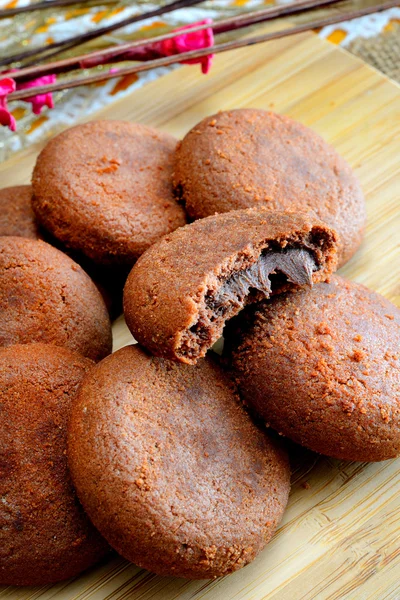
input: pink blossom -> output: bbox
[16,74,56,115]
[0,77,16,131]
[154,19,214,74]
[81,20,215,73]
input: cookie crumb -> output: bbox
[315,322,330,335]
[351,349,365,362]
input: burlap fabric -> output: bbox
[348,24,400,82]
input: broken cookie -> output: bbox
[123,208,338,363]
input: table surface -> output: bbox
[0,28,399,600]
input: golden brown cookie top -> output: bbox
[32,120,187,266]
[68,345,290,579]
[174,109,365,266]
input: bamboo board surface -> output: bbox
[0,29,399,600]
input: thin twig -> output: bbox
[0,0,204,68]
[8,0,398,102]
[9,0,343,82]
[0,0,117,19]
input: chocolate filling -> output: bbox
[211,248,316,314]
[177,247,318,360]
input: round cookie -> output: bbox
[0,185,122,320]
[226,276,400,462]
[32,120,187,266]
[0,343,109,586]
[0,236,112,361]
[124,208,338,364]
[0,184,122,319]
[36,228,127,321]
[39,234,129,321]
[68,345,290,579]
[0,185,41,239]
[174,109,366,266]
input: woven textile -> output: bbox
[348,24,400,82]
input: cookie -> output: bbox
[174,109,366,266]
[123,208,338,364]
[41,233,128,321]
[68,345,290,579]
[0,343,109,586]
[226,276,400,462]
[0,236,112,361]
[0,185,41,239]
[0,183,122,319]
[32,120,187,266]
[0,186,122,318]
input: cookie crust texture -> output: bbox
[32,120,187,265]
[174,109,366,266]
[0,343,109,586]
[227,276,400,462]
[0,185,41,239]
[68,345,291,579]
[0,236,112,361]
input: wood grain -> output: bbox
[0,29,399,600]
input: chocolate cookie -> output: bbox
[0,185,121,318]
[68,345,290,579]
[32,120,187,266]
[174,109,366,266]
[0,236,112,361]
[226,276,400,462]
[41,234,128,321]
[0,185,41,239]
[0,343,109,586]
[123,208,338,364]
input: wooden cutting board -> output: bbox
[1,28,399,600]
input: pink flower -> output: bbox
[81,20,215,74]
[0,78,16,131]
[16,74,56,115]
[154,19,214,74]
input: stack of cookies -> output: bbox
[0,110,398,586]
